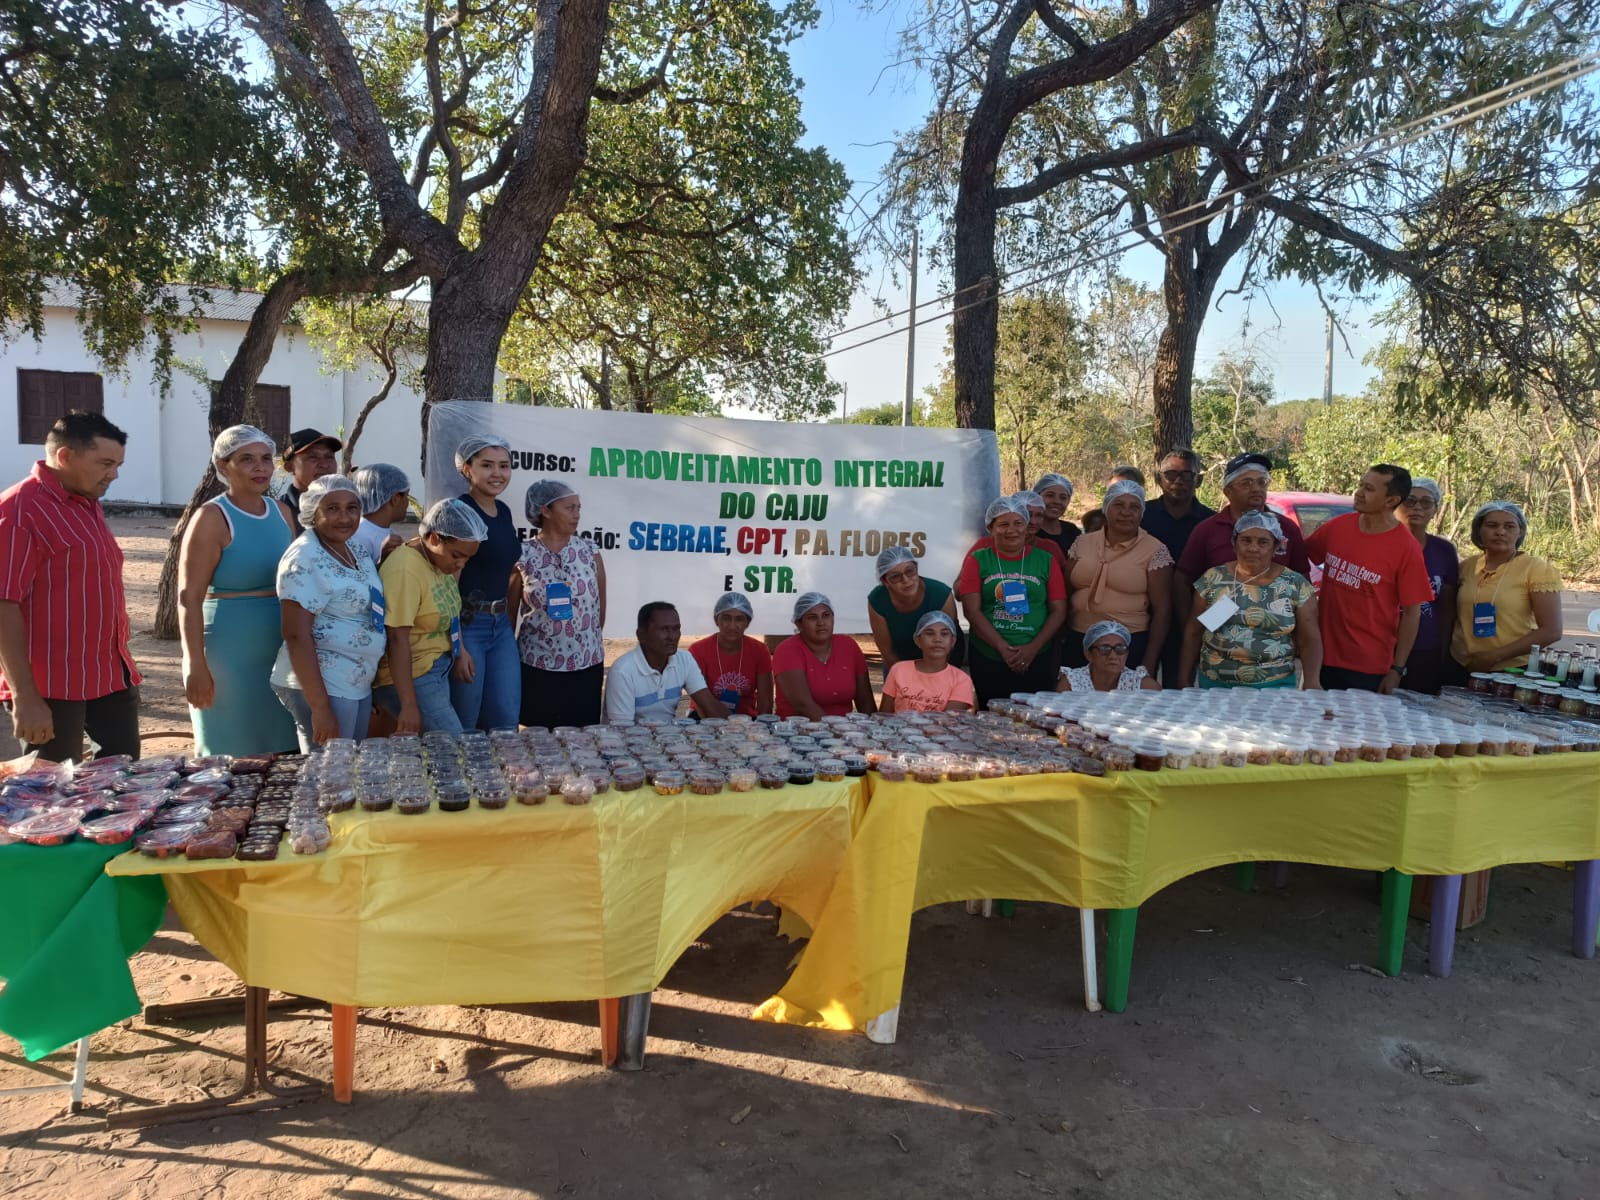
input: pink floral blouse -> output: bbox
[515,535,604,672]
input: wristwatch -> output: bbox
[1390,664,1408,676]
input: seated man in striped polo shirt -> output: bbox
[604,601,727,725]
[0,410,142,762]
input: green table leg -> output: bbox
[1104,908,1138,1013]
[1233,862,1257,892]
[995,900,1016,918]
[1378,869,1412,977]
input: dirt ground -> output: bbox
[2,517,1600,1199]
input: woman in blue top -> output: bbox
[178,425,299,756]
[449,434,523,729]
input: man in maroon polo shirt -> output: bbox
[1176,451,1312,585]
[0,411,142,762]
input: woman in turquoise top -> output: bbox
[178,425,300,755]
[866,544,963,668]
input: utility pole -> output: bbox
[902,225,919,427]
[1322,310,1334,405]
[840,382,848,422]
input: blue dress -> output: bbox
[189,494,299,756]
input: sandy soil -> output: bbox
[2,518,1599,1198]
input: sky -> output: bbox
[784,1,1384,420]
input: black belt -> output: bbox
[467,600,508,615]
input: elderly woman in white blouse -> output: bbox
[1056,620,1160,692]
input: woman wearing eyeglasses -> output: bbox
[1398,478,1460,694]
[1056,621,1160,691]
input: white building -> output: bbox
[0,287,428,505]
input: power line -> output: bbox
[819,51,1600,359]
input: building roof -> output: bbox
[39,280,428,327]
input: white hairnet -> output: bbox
[298,474,361,529]
[1223,457,1272,488]
[1472,501,1528,549]
[1102,479,1147,513]
[714,592,754,619]
[420,497,489,542]
[792,591,832,622]
[875,544,918,580]
[525,479,577,526]
[985,495,1029,527]
[351,463,410,515]
[914,610,957,638]
[1082,619,1132,653]
[1012,489,1045,512]
[1033,473,1074,499]
[212,425,275,468]
[455,435,512,470]
[1409,477,1442,506]
[1232,509,1287,548]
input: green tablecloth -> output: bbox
[0,841,167,1060]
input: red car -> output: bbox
[1268,491,1354,586]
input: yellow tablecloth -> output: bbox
[756,754,1600,1034]
[108,781,865,1007]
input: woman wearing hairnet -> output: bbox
[1452,501,1564,673]
[957,495,1068,707]
[1033,473,1081,556]
[270,475,387,750]
[449,434,523,730]
[350,463,410,566]
[178,425,300,754]
[773,592,876,718]
[1063,480,1172,673]
[1177,510,1320,689]
[372,499,487,734]
[689,592,773,716]
[867,544,962,670]
[1057,621,1160,692]
[511,479,607,726]
[1398,477,1460,694]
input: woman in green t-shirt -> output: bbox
[957,496,1068,708]
[866,544,963,670]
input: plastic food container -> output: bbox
[186,830,240,859]
[562,776,598,805]
[840,755,869,777]
[1133,745,1167,772]
[1357,738,1390,764]
[727,768,757,793]
[137,822,206,857]
[396,795,432,814]
[476,787,510,810]
[1101,746,1135,772]
[652,770,685,796]
[788,765,817,786]
[1163,745,1194,771]
[78,811,145,845]
[757,766,789,789]
[813,759,846,783]
[875,759,908,782]
[689,770,725,795]
[10,810,82,845]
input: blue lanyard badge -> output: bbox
[367,585,386,634]
[449,614,463,658]
[545,581,574,623]
[1472,602,1497,639]
[718,686,742,709]
[1000,578,1030,617]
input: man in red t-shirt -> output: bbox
[1305,463,1434,693]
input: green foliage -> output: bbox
[505,0,856,419]
[0,0,273,380]
[840,402,907,426]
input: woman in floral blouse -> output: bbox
[1178,510,1323,689]
[510,480,607,726]
[271,476,388,750]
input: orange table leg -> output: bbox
[598,998,620,1067]
[332,1005,357,1103]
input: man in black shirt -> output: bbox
[1141,449,1215,686]
[281,428,341,534]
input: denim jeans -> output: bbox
[273,685,372,753]
[449,610,521,731]
[373,652,464,734]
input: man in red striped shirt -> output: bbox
[0,411,142,762]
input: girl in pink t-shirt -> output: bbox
[881,612,976,713]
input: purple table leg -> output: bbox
[1572,860,1600,960]
[1428,874,1462,977]
[1267,862,1290,890]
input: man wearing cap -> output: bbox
[282,428,342,535]
[1176,452,1311,584]
[606,602,727,724]
[1142,449,1215,685]
[689,592,774,716]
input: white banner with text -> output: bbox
[423,401,1000,635]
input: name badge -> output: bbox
[1000,578,1029,617]
[1472,602,1497,639]
[367,585,386,634]
[449,614,463,658]
[1199,594,1240,632]
[546,581,574,623]
[718,686,742,709]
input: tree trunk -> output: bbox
[341,360,398,473]
[1150,236,1208,459]
[152,271,311,640]
[952,157,1000,432]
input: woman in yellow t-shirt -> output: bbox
[372,499,487,733]
[1451,501,1564,673]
